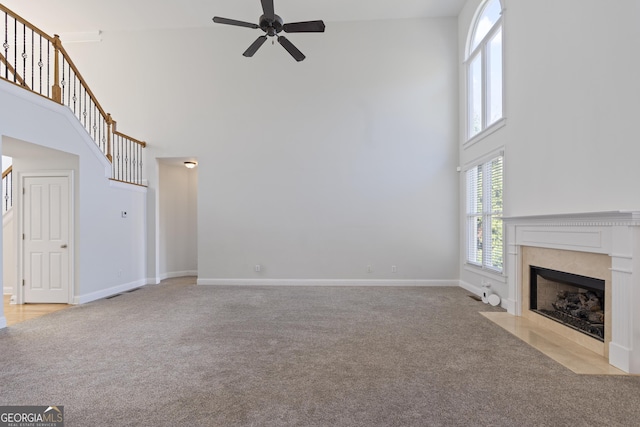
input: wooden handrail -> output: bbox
[1,3,147,186]
[0,5,109,121]
[0,4,54,43]
[2,165,12,180]
[0,51,28,88]
[1,5,109,138]
[56,41,109,121]
[111,118,147,148]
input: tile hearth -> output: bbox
[482,312,627,375]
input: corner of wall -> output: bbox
[460,280,483,296]
[73,278,148,305]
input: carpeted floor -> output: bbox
[1,277,639,426]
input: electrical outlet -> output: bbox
[391,265,397,273]
[255,264,261,272]
[367,265,372,273]
[121,211,128,218]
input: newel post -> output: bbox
[106,113,114,162]
[51,34,62,103]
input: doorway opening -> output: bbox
[157,158,198,281]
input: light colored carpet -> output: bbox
[1,277,639,426]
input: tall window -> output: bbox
[467,0,503,140]
[466,154,503,273]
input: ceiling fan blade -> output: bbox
[212,16,259,29]
[261,0,275,20]
[283,20,326,33]
[278,36,305,62]
[243,36,268,57]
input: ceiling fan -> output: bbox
[212,0,325,62]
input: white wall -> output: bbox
[504,0,640,216]
[459,0,640,298]
[2,209,15,295]
[2,155,14,295]
[2,156,11,171]
[0,80,148,306]
[63,18,461,284]
[158,161,197,279]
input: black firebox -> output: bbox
[530,266,605,342]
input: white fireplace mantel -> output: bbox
[504,211,640,374]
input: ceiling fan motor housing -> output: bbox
[260,14,283,36]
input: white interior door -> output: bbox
[23,175,71,303]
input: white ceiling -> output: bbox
[2,0,467,34]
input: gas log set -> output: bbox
[530,266,606,342]
[538,290,605,340]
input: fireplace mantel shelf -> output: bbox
[503,211,640,227]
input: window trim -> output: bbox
[464,0,505,144]
[463,117,506,150]
[463,263,507,282]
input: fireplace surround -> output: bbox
[504,211,640,374]
[519,246,611,357]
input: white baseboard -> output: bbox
[3,287,13,295]
[197,278,459,287]
[459,280,483,296]
[160,270,198,281]
[502,298,516,313]
[146,277,161,285]
[73,279,148,304]
[609,342,632,374]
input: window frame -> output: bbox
[465,0,505,145]
[465,152,504,274]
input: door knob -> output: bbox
[61,244,68,248]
